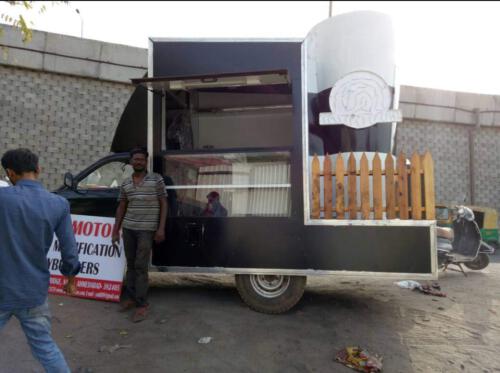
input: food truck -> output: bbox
[56,11,438,313]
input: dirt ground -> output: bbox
[1,256,499,373]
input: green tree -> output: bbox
[0,1,68,42]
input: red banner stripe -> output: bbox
[49,275,123,303]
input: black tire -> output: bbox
[464,253,490,270]
[235,274,306,314]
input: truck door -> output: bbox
[63,157,133,217]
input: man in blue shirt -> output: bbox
[0,148,81,373]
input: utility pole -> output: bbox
[75,8,83,38]
[468,108,480,205]
[329,1,333,17]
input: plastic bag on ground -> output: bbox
[394,280,421,289]
[335,346,383,373]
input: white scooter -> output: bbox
[437,206,494,276]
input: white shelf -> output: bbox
[166,184,291,190]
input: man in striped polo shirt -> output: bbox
[112,147,167,322]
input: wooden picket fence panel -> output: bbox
[311,151,435,220]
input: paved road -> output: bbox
[1,256,499,373]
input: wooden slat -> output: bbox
[373,152,383,219]
[324,153,333,219]
[395,179,399,213]
[385,154,396,219]
[312,154,320,219]
[422,151,436,220]
[360,153,370,219]
[348,152,357,219]
[397,152,409,219]
[335,153,345,219]
[410,152,422,220]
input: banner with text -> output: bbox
[48,214,125,302]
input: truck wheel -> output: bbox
[464,253,490,270]
[235,274,306,314]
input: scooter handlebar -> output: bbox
[455,205,475,222]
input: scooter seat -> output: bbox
[436,227,454,240]
[437,237,452,251]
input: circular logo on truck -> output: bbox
[319,71,402,129]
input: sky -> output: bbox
[1,1,500,95]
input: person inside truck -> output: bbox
[202,191,228,217]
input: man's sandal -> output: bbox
[132,305,148,323]
[119,299,136,312]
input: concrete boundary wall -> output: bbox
[400,85,500,128]
[0,25,146,189]
[0,24,147,83]
[0,65,134,189]
[396,86,500,219]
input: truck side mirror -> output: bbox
[64,172,75,189]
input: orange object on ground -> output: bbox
[335,346,383,373]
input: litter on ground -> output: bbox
[395,281,446,297]
[335,346,383,373]
[98,344,132,354]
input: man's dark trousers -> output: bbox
[122,228,154,307]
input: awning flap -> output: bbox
[131,70,289,91]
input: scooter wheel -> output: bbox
[464,253,490,270]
